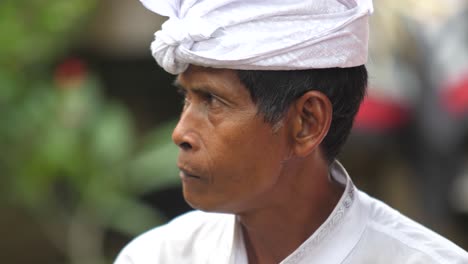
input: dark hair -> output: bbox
[236,66,368,163]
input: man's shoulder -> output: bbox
[114,210,234,264]
[356,191,468,263]
[160,210,232,235]
[131,210,231,242]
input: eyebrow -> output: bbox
[172,79,216,97]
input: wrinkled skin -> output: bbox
[172,66,291,214]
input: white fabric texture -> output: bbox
[140,0,374,74]
[114,161,468,264]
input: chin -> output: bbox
[183,192,234,214]
[183,191,214,211]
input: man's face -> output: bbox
[173,66,290,213]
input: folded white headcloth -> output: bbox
[141,0,374,74]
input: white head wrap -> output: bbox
[141,0,374,74]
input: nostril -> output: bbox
[179,142,192,150]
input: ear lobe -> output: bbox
[292,91,332,157]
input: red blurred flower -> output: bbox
[54,58,87,89]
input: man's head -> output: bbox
[172,65,367,213]
[141,0,373,213]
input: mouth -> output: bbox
[179,168,202,181]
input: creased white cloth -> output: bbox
[141,0,374,74]
[114,161,468,264]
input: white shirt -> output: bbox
[115,162,468,264]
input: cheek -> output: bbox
[207,121,285,185]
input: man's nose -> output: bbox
[172,109,199,151]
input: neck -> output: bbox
[237,158,344,264]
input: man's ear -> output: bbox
[290,91,332,157]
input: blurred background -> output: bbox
[0,1,467,263]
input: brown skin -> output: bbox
[173,65,344,264]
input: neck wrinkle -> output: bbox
[236,158,345,264]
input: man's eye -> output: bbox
[202,93,222,108]
[176,88,188,106]
[183,97,192,109]
[203,93,214,103]
[179,94,190,111]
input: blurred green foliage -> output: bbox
[0,1,179,263]
[0,0,95,72]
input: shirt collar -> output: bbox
[230,160,368,264]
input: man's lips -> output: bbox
[178,167,202,180]
[177,160,207,182]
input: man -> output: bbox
[115,0,468,263]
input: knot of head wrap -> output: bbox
[151,17,221,74]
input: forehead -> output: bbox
[176,65,245,92]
